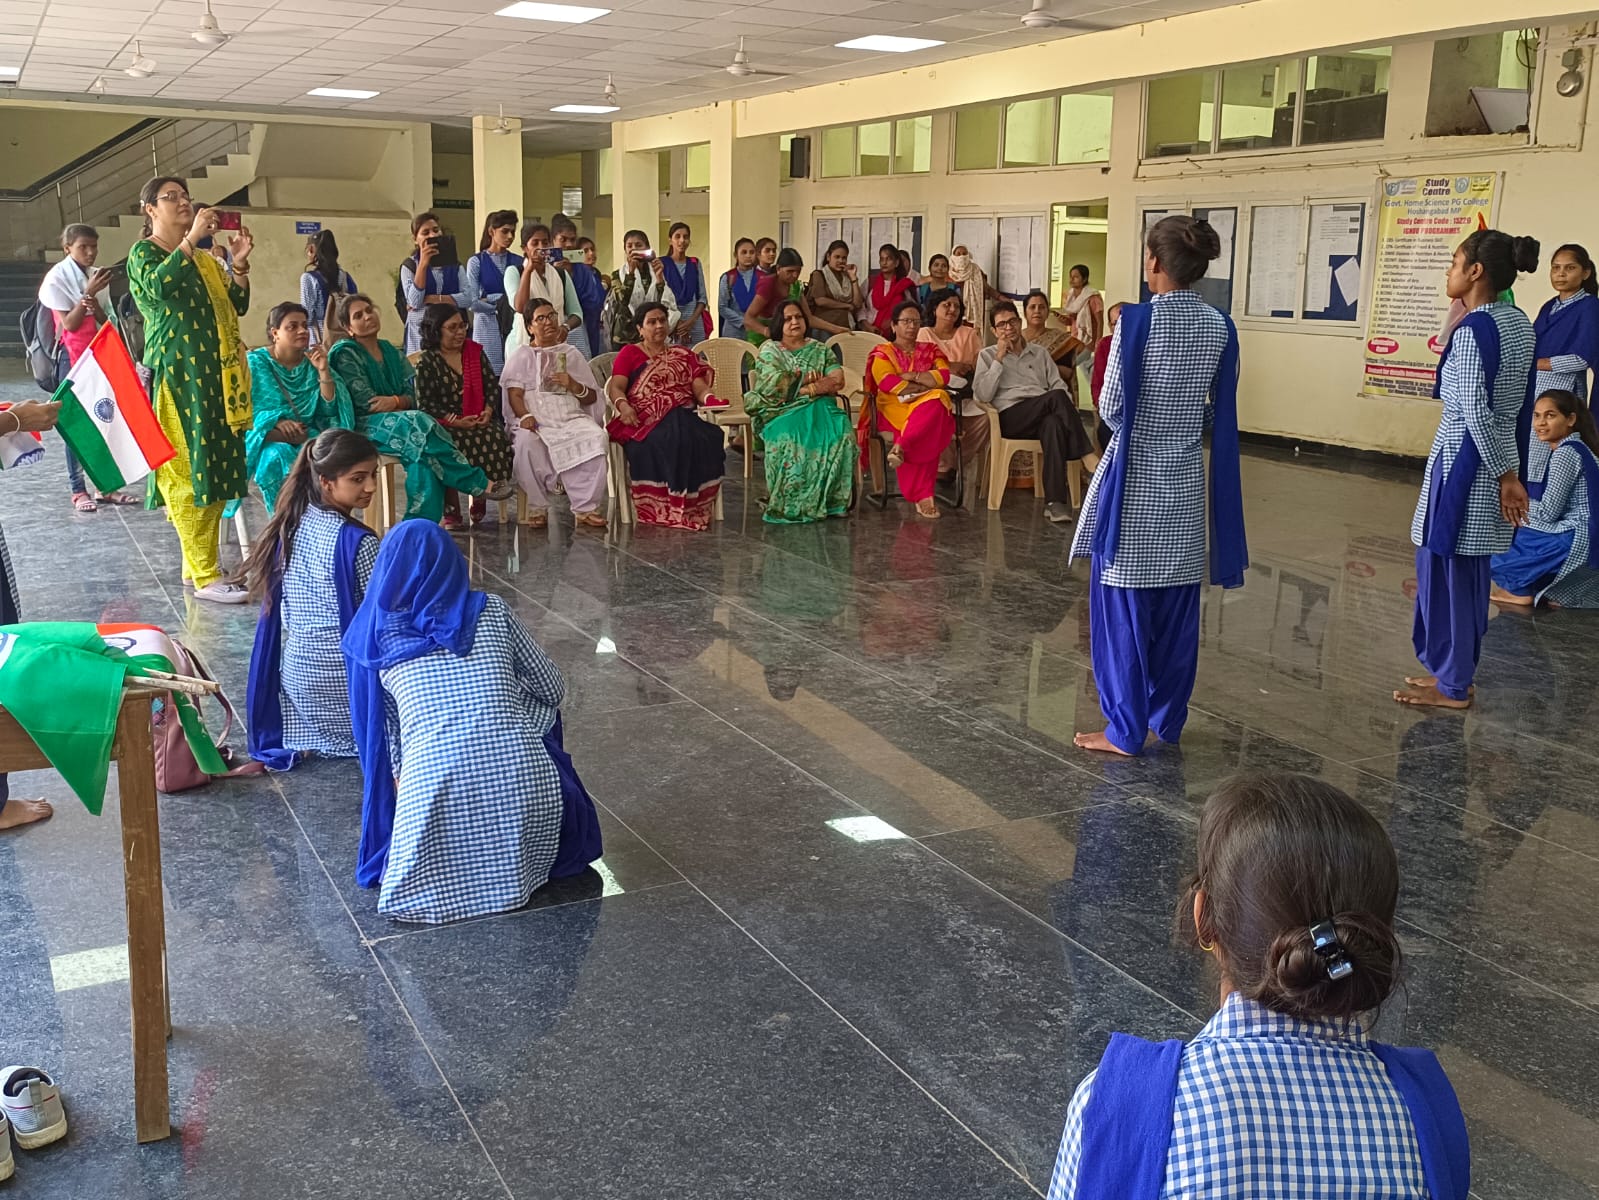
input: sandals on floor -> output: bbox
[71,493,97,513]
[574,511,607,528]
[915,498,941,520]
[522,511,549,529]
[96,491,140,506]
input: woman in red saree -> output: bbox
[860,299,955,518]
[605,301,726,529]
[869,244,918,338]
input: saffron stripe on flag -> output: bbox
[56,383,129,492]
[84,323,172,467]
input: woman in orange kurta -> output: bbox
[861,299,954,518]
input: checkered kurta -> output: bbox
[376,593,567,923]
[1410,302,1535,557]
[1523,435,1599,607]
[1047,993,1430,1199]
[279,504,379,757]
[1534,292,1593,405]
[1069,291,1231,588]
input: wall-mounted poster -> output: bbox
[1363,173,1498,399]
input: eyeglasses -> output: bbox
[155,191,190,204]
[530,311,558,323]
[994,318,1021,331]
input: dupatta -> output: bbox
[605,344,709,443]
[193,249,252,433]
[1534,291,1599,371]
[745,338,835,430]
[1091,301,1247,588]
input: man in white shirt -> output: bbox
[973,300,1099,523]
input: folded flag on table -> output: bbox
[52,324,173,495]
[0,622,225,814]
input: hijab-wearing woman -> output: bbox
[327,294,501,523]
[918,287,988,477]
[946,244,996,340]
[1023,288,1075,388]
[806,240,864,337]
[1395,229,1539,710]
[868,243,917,338]
[243,302,354,514]
[1491,389,1599,608]
[1070,215,1245,755]
[501,298,609,530]
[507,221,590,363]
[299,228,356,346]
[719,237,761,340]
[1528,244,1599,488]
[464,208,519,375]
[400,211,467,355]
[606,301,726,530]
[128,175,253,604]
[916,254,951,312]
[344,520,603,924]
[244,430,381,770]
[1050,772,1468,1200]
[662,221,709,346]
[414,304,514,528]
[745,299,854,524]
[862,299,955,519]
[606,229,679,347]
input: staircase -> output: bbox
[0,263,45,360]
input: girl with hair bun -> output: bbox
[1049,771,1469,1200]
[1070,214,1248,755]
[1395,229,1539,708]
[243,429,383,770]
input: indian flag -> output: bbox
[53,323,174,493]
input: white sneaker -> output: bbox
[0,1066,66,1150]
[0,1111,12,1180]
[193,580,250,605]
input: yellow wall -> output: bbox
[0,110,142,190]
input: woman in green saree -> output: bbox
[744,299,855,524]
[242,301,354,514]
[327,293,506,523]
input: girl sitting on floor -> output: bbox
[1491,388,1599,608]
[244,429,382,770]
[344,520,603,923]
[1048,771,1468,1200]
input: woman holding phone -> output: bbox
[400,212,467,355]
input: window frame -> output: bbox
[1235,195,1372,335]
[810,116,933,180]
[1142,49,1393,162]
[950,88,1114,173]
[682,142,711,192]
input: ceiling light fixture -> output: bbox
[0,66,19,82]
[124,42,157,78]
[495,2,610,23]
[834,34,944,53]
[551,103,618,114]
[192,0,231,47]
[307,86,380,99]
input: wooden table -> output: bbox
[0,686,170,1143]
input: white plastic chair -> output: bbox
[693,337,756,477]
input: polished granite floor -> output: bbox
[0,368,1593,1197]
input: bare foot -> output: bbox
[1074,730,1135,755]
[1490,584,1535,607]
[0,798,53,830]
[1393,684,1472,709]
[1402,675,1475,694]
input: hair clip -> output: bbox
[1309,920,1354,980]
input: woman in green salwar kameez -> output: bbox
[241,302,354,514]
[326,293,504,523]
[744,299,855,524]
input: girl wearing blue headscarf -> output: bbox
[1068,215,1247,756]
[343,521,602,922]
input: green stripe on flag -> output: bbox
[54,382,129,493]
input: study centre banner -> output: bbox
[1363,173,1499,399]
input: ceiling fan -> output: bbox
[727,36,788,79]
[123,41,157,78]
[1019,0,1103,30]
[491,103,517,135]
[192,0,231,47]
[603,74,618,107]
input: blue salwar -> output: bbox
[1491,529,1572,594]
[1089,557,1200,753]
[1413,549,1491,701]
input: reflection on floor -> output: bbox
[0,402,1593,1197]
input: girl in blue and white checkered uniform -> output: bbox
[1048,772,1469,1200]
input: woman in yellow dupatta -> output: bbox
[860,299,954,519]
[128,176,254,604]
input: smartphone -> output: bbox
[214,210,242,231]
[637,248,655,260]
[547,247,565,262]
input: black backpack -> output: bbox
[19,302,61,393]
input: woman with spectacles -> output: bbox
[127,175,254,604]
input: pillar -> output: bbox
[611,120,662,271]
[471,114,523,245]
[707,102,780,298]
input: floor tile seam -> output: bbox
[265,771,520,1200]
[1391,913,1599,1018]
[571,699,697,719]
[911,800,1126,843]
[581,798,1050,1198]
[112,504,187,624]
[356,879,695,946]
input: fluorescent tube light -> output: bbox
[551,103,619,114]
[495,2,610,22]
[834,35,944,53]
[307,87,379,99]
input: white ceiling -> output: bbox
[0,0,1240,153]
